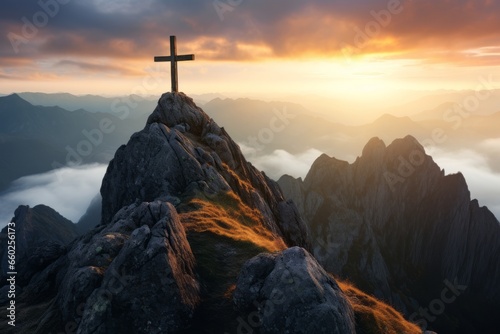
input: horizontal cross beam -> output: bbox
[154,55,195,62]
[154,36,195,92]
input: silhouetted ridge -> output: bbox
[278,135,500,334]
[0,94,33,110]
[0,205,78,287]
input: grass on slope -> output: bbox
[180,191,286,252]
[338,280,422,334]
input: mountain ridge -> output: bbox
[278,135,500,333]
[0,92,422,333]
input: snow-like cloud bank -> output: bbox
[239,144,323,180]
[0,164,107,229]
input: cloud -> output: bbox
[427,147,500,221]
[240,145,323,180]
[0,164,107,229]
[1,0,500,66]
[479,137,500,151]
[54,59,143,76]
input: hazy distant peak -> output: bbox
[310,153,347,169]
[372,113,413,124]
[0,93,33,109]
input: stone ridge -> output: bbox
[101,92,309,248]
[278,135,500,333]
[0,204,78,287]
[0,92,313,333]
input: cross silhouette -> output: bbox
[154,36,195,92]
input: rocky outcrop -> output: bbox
[75,193,102,234]
[0,205,78,286]
[1,93,312,333]
[100,93,309,249]
[278,135,500,334]
[234,246,356,334]
[16,201,199,334]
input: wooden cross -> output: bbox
[154,36,195,92]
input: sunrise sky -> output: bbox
[1,0,500,100]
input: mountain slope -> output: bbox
[0,93,422,333]
[0,93,310,333]
[278,135,500,334]
[0,205,78,287]
[0,94,135,191]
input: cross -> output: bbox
[154,36,195,92]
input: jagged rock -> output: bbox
[76,193,102,234]
[147,93,209,135]
[0,205,78,286]
[101,92,309,249]
[276,200,310,248]
[3,93,312,333]
[234,246,356,334]
[28,201,200,334]
[278,135,500,333]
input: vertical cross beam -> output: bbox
[154,36,195,93]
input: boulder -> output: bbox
[234,246,355,334]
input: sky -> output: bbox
[1,1,499,226]
[1,0,500,100]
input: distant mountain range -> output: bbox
[0,94,135,190]
[203,97,500,165]
[280,89,500,125]
[17,92,225,116]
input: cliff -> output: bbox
[278,135,500,333]
[0,93,362,334]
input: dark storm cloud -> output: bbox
[1,0,499,67]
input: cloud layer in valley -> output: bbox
[240,144,324,180]
[0,164,107,229]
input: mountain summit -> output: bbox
[1,93,372,334]
[279,135,500,333]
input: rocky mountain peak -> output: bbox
[361,136,386,158]
[0,204,78,287]
[278,135,500,333]
[1,92,326,333]
[146,92,209,135]
[1,93,429,334]
[100,92,309,248]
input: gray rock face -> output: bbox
[278,135,500,333]
[3,93,314,333]
[101,92,309,249]
[26,201,199,334]
[75,193,102,234]
[0,205,78,286]
[234,246,356,334]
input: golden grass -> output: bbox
[180,191,286,252]
[338,280,422,334]
[223,163,255,195]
